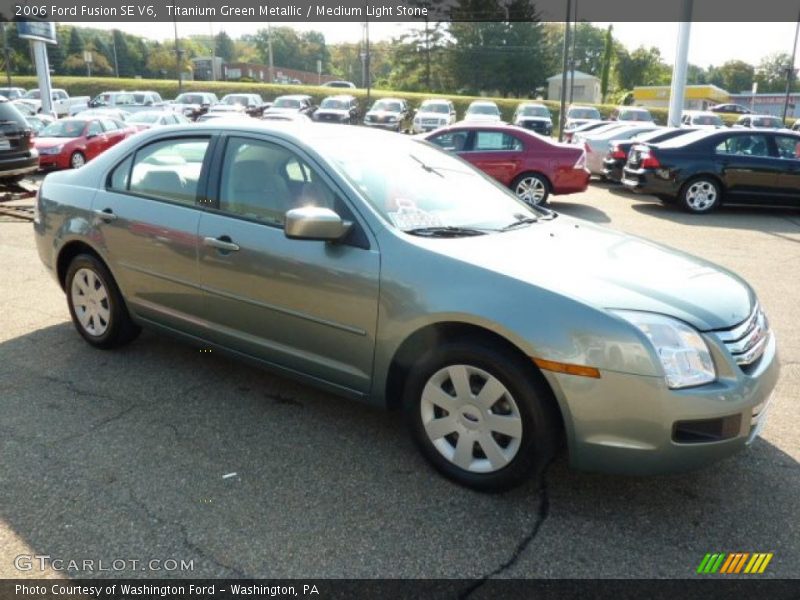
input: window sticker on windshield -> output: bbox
[388,199,442,230]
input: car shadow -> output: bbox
[549,199,611,224]
[1,323,798,578]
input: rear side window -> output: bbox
[775,136,800,159]
[474,132,523,151]
[715,135,770,157]
[0,101,28,127]
[117,138,210,205]
[428,131,468,152]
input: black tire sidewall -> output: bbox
[404,341,558,492]
[65,254,137,349]
[680,177,721,213]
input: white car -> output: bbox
[463,100,502,123]
[18,88,90,117]
[412,99,457,133]
[580,124,659,175]
[681,111,724,130]
[565,105,602,130]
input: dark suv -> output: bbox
[0,99,37,183]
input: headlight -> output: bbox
[39,145,63,155]
[612,310,716,389]
[387,116,398,122]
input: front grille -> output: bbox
[715,304,770,368]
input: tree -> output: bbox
[113,30,137,77]
[755,53,795,93]
[706,60,753,93]
[146,42,191,78]
[599,25,613,102]
[215,30,235,62]
[615,46,671,90]
[67,27,83,56]
[386,20,451,92]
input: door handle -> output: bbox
[93,208,116,222]
[203,236,240,252]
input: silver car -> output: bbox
[580,124,660,175]
[33,123,779,491]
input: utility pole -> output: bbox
[569,0,578,105]
[1,22,11,88]
[173,10,183,92]
[558,0,573,141]
[366,16,371,105]
[111,31,119,77]
[667,0,693,127]
[209,22,215,82]
[424,16,431,90]
[782,11,800,125]
[267,22,274,83]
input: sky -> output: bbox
[72,21,799,69]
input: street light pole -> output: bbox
[667,0,693,127]
[782,11,800,125]
[557,0,573,141]
[569,0,578,105]
[173,11,183,92]
[1,22,11,88]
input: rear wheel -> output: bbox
[65,254,140,349]
[680,177,721,213]
[512,173,550,207]
[405,341,559,491]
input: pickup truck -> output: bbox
[88,91,167,114]
[18,89,90,117]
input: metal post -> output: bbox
[569,0,578,105]
[32,41,53,115]
[173,12,182,92]
[111,31,119,77]
[267,22,274,83]
[558,0,573,141]
[424,16,431,90]
[365,16,371,104]
[782,12,800,125]
[667,0,693,127]
[2,23,12,88]
[209,22,215,82]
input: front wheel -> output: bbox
[680,177,721,213]
[513,173,550,207]
[405,341,559,492]
[65,254,140,349]
[70,151,86,169]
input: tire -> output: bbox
[404,341,559,492]
[65,254,140,349]
[70,151,86,169]
[512,172,550,207]
[679,176,721,213]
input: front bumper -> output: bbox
[363,120,401,131]
[38,153,69,170]
[0,152,39,178]
[545,330,780,475]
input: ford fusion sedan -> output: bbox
[412,99,457,133]
[35,117,135,170]
[424,123,589,206]
[34,122,779,491]
[463,100,502,124]
[512,103,553,136]
[564,105,601,130]
[312,95,359,124]
[622,129,800,212]
[363,98,412,132]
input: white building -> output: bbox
[548,71,602,104]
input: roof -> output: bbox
[547,71,599,82]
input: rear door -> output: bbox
[196,134,380,395]
[84,120,108,160]
[91,135,213,336]
[713,134,785,202]
[463,130,525,186]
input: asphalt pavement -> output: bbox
[1,183,798,581]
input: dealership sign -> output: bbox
[16,20,57,44]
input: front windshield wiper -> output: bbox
[410,154,444,178]
[404,226,490,238]
[501,217,539,231]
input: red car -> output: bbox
[35,117,136,170]
[423,124,589,205]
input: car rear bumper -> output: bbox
[0,152,39,178]
[545,330,780,475]
[621,167,680,196]
[552,168,591,195]
[602,158,625,182]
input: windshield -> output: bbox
[467,104,500,115]
[321,98,347,109]
[692,114,723,126]
[620,109,652,121]
[176,94,205,104]
[275,98,301,108]
[372,100,402,112]
[753,117,782,128]
[519,105,549,117]
[316,136,537,232]
[128,113,161,124]
[40,120,87,138]
[421,102,449,114]
[568,107,600,119]
[223,95,249,105]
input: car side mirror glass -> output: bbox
[284,206,352,241]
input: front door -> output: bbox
[197,134,380,395]
[464,130,525,186]
[714,134,784,203]
[773,134,800,206]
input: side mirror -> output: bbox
[145,100,153,106]
[284,206,352,241]
[86,132,97,139]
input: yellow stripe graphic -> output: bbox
[719,553,736,574]
[734,553,749,573]
[744,554,760,574]
[758,553,773,573]
[750,553,766,573]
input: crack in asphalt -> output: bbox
[129,491,249,578]
[458,464,552,599]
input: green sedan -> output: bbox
[33,122,779,491]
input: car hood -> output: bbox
[35,137,77,148]
[367,110,401,118]
[516,116,551,123]
[464,114,502,122]
[415,217,753,331]
[316,108,348,116]
[417,112,448,119]
[265,107,300,114]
